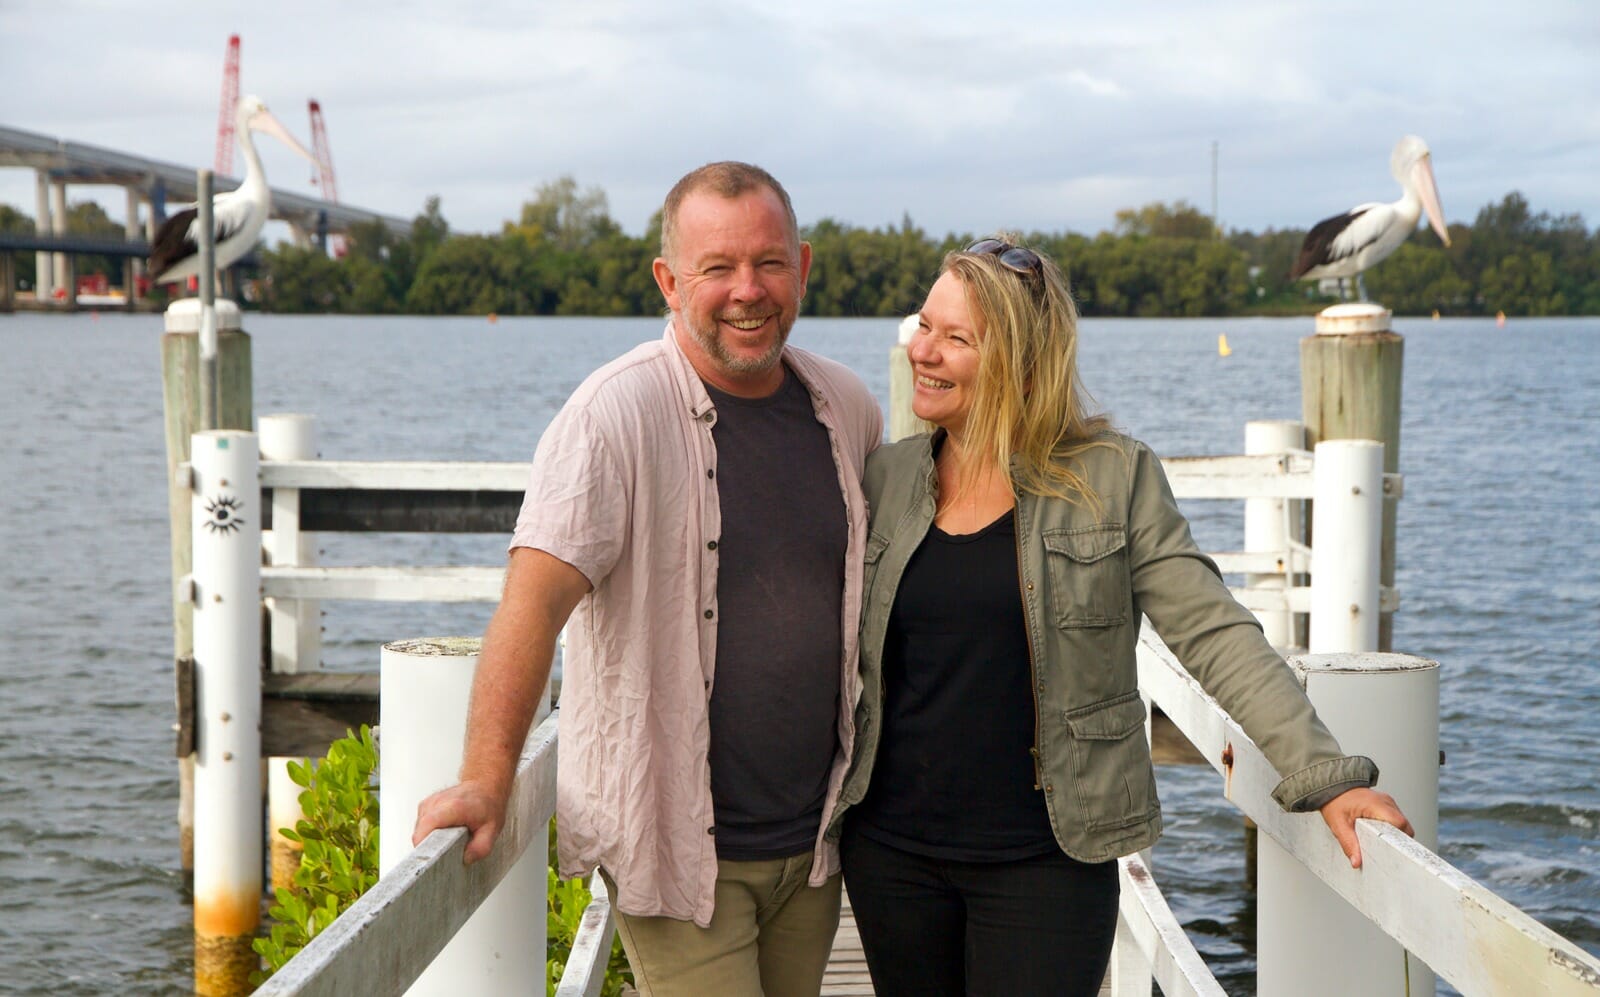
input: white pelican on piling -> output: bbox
[149,95,316,285]
[1290,135,1450,300]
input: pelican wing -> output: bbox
[148,207,199,279]
[1291,201,1392,279]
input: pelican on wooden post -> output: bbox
[1290,135,1450,301]
[148,95,316,287]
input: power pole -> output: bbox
[1211,139,1220,238]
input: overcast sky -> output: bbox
[3,0,1597,241]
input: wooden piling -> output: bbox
[161,299,252,877]
[1300,303,1402,651]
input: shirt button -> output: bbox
[701,412,714,423]
[707,469,715,479]
[707,826,717,836]
[704,609,714,619]
[707,540,718,550]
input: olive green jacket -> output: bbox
[827,430,1378,863]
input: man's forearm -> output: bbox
[455,548,590,799]
[457,619,557,798]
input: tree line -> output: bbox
[5,180,1597,317]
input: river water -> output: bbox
[1,311,1596,994]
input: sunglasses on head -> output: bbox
[965,239,1044,278]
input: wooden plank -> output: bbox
[1136,630,1600,997]
[261,459,528,491]
[1114,853,1226,997]
[261,673,379,758]
[256,714,559,997]
[261,565,505,603]
[260,488,522,534]
[1161,453,1314,499]
[555,876,617,997]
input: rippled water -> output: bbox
[1,311,1595,994]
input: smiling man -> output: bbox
[414,162,882,997]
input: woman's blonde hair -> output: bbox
[941,238,1112,507]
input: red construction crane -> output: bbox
[213,34,241,175]
[307,99,339,203]
[308,99,345,256]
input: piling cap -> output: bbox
[1315,303,1391,336]
[164,298,242,333]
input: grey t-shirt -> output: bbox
[704,368,847,860]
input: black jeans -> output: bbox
[840,824,1120,997]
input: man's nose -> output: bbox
[729,264,765,300]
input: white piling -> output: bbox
[1259,435,1436,996]
[190,430,263,995]
[1258,653,1440,997]
[380,638,548,996]
[1309,440,1384,653]
[1244,420,1306,647]
[260,414,323,889]
[888,313,930,442]
[260,414,321,675]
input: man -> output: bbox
[413,161,882,997]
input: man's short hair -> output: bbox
[660,161,799,263]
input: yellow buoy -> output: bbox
[1217,333,1232,357]
[1431,309,1440,320]
[1495,310,1506,328]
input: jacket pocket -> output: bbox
[862,530,890,599]
[1063,693,1159,832]
[1043,524,1130,629]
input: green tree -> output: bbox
[0,203,36,289]
[1115,201,1217,240]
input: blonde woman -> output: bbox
[826,240,1413,995]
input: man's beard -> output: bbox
[680,308,793,375]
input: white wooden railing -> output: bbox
[242,437,1600,996]
[1134,631,1600,996]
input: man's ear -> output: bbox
[652,257,679,312]
[797,241,813,296]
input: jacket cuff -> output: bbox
[1271,756,1379,812]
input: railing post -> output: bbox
[1243,420,1306,648]
[1309,440,1383,654]
[190,430,263,996]
[379,638,548,996]
[261,413,321,891]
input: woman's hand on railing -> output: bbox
[413,779,509,864]
[1318,787,1414,869]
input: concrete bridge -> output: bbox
[0,122,411,310]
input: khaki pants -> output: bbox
[604,851,842,997]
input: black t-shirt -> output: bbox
[849,508,1060,861]
[703,369,847,860]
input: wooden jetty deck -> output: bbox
[823,896,872,996]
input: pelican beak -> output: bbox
[250,108,318,166]
[1412,153,1450,247]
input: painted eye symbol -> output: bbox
[203,494,246,535]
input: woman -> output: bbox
[827,239,1413,996]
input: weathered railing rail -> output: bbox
[255,714,572,996]
[1136,632,1600,996]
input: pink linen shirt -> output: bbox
[510,323,882,926]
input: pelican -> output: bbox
[1290,135,1450,300]
[148,95,316,285]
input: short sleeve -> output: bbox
[509,403,628,587]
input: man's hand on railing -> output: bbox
[414,779,509,864]
[1319,787,1414,869]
